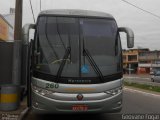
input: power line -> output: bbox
[29,0,35,23]
[121,0,160,20]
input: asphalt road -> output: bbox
[23,87,160,120]
[122,88,160,114]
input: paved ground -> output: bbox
[22,87,160,120]
[0,97,27,120]
[124,74,150,78]
[124,74,160,86]
[122,87,160,113]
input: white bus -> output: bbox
[22,9,134,113]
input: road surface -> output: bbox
[23,87,160,120]
[124,74,160,86]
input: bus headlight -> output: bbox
[105,87,122,95]
[32,85,53,96]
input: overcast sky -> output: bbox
[0,0,160,50]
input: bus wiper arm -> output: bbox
[83,49,105,82]
[56,47,71,82]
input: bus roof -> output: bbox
[39,9,114,19]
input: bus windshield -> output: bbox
[35,16,122,78]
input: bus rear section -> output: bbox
[22,9,134,114]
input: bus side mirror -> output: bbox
[22,24,36,45]
[118,27,134,48]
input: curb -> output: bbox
[18,107,30,120]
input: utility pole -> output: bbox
[12,0,23,87]
[40,0,41,11]
[14,0,23,40]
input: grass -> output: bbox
[124,81,160,93]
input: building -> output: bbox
[123,49,139,74]
[0,8,15,41]
[122,48,156,74]
[0,14,11,40]
[138,50,160,74]
[123,48,160,74]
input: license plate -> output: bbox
[72,105,88,111]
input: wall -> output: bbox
[0,16,9,40]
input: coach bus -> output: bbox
[22,9,134,113]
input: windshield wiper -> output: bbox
[56,47,71,82]
[80,20,105,82]
[83,48,105,82]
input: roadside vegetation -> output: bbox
[124,81,160,93]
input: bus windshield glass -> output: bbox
[35,16,121,78]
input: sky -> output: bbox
[0,0,160,50]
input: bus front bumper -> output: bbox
[31,90,122,114]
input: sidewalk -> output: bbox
[123,74,150,78]
[0,97,27,120]
[123,74,160,87]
